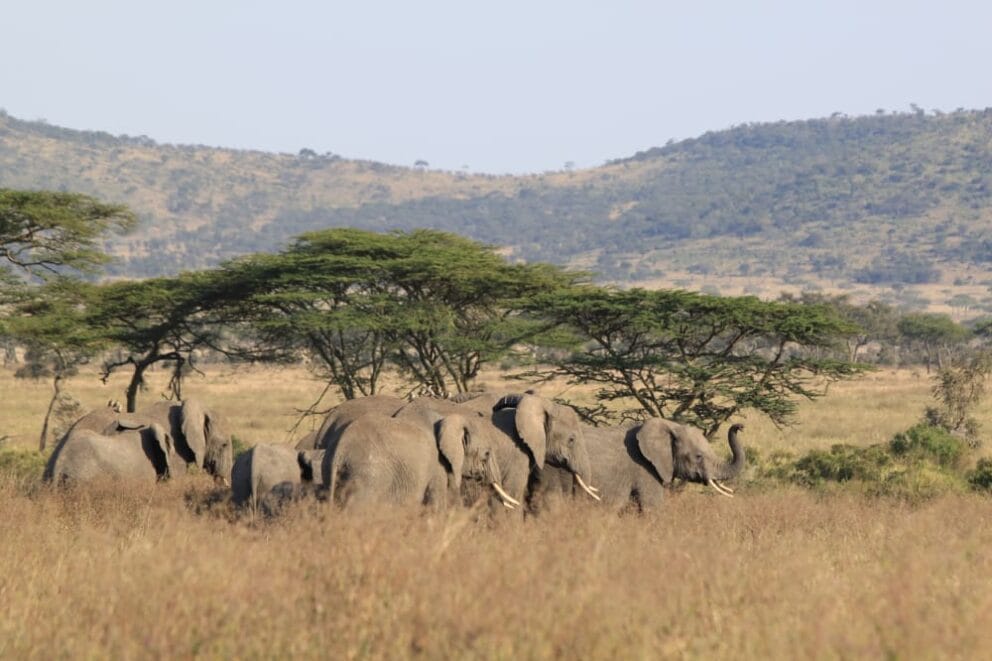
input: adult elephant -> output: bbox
[396,392,600,511]
[44,421,176,484]
[323,411,515,510]
[231,444,324,511]
[131,398,234,483]
[536,420,746,512]
[311,395,407,452]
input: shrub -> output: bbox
[967,458,992,492]
[232,435,250,459]
[889,424,967,468]
[790,444,892,487]
[868,464,967,503]
[0,449,47,484]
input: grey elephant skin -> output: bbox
[130,399,234,481]
[231,444,324,511]
[323,406,508,509]
[536,420,746,512]
[310,395,407,452]
[44,398,234,485]
[44,422,175,484]
[397,393,600,511]
[52,401,121,446]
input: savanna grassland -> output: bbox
[2,365,992,658]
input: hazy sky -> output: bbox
[2,1,990,173]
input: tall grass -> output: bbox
[1,477,991,658]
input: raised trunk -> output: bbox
[714,423,746,480]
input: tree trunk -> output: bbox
[39,374,63,452]
[125,363,149,413]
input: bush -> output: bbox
[967,458,992,492]
[790,444,893,486]
[0,449,47,484]
[231,435,250,459]
[867,464,967,503]
[889,424,967,468]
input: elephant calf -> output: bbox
[231,444,324,512]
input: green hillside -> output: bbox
[2,108,992,313]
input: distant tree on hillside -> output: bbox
[897,313,971,373]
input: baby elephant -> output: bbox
[231,444,324,513]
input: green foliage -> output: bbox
[922,351,992,446]
[231,435,249,459]
[521,287,868,435]
[753,425,979,502]
[87,271,233,411]
[0,188,135,277]
[0,448,47,484]
[897,313,971,371]
[888,424,967,468]
[966,458,992,492]
[789,445,893,486]
[3,279,108,449]
[222,229,580,399]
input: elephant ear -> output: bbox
[635,418,676,484]
[148,422,173,479]
[180,399,207,468]
[437,414,467,489]
[513,395,547,469]
[297,451,314,482]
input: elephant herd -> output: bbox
[43,391,747,516]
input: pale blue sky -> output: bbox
[2,1,990,173]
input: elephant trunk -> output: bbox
[713,423,746,481]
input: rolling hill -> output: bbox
[2,108,992,315]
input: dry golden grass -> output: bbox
[1,478,992,658]
[3,364,992,658]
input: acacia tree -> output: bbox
[377,230,578,397]
[87,272,226,412]
[0,189,135,277]
[522,287,868,437]
[219,231,400,402]
[3,279,107,450]
[223,229,579,403]
[897,313,971,373]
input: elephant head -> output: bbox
[437,413,519,508]
[178,399,233,484]
[493,393,600,500]
[634,420,745,496]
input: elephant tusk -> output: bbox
[575,474,602,501]
[714,480,734,494]
[492,482,521,507]
[502,501,516,510]
[708,478,734,498]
